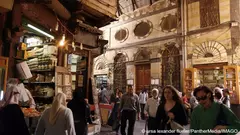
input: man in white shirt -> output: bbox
[144,88,160,134]
[139,88,148,120]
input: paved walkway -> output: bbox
[100,120,190,135]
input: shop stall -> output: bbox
[183,64,240,105]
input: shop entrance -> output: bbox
[135,64,150,95]
[193,62,227,89]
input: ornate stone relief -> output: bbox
[133,20,153,39]
[94,56,108,71]
[134,47,151,61]
[192,41,227,65]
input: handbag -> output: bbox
[169,119,185,130]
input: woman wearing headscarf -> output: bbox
[35,93,75,135]
[0,78,30,135]
[222,88,231,108]
[67,89,92,135]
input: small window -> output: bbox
[114,28,129,42]
[134,20,153,38]
[160,14,177,32]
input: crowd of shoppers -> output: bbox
[1,77,240,135]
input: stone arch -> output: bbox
[113,53,127,93]
[162,42,181,90]
[115,51,129,61]
[134,48,151,61]
[192,41,228,64]
[192,41,227,59]
[94,56,108,71]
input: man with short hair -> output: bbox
[190,86,240,135]
[144,88,160,134]
[119,85,140,135]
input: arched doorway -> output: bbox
[114,53,127,93]
[162,43,181,90]
[134,48,151,95]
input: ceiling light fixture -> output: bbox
[0,91,3,100]
[55,22,59,31]
[72,41,75,51]
[59,34,65,46]
[80,43,83,50]
[27,24,54,39]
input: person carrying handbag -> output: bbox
[155,85,188,135]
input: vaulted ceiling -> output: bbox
[117,0,160,16]
[58,0,117,28]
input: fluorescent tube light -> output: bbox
[27,24,55,39]
[0,91,3,100]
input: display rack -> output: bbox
[198,68,224,89]
[183,68,200,98]
[55,66,72,100]
[0,56,8,93]
[223,65,240,104]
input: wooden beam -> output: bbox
[21,4,58,34]
[150,0,153,5]
[131,0,135,11]
[117,0,123,16]
[133,0,138,8]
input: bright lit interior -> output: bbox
[27,24,55,39]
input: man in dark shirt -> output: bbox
[119,85,140,135]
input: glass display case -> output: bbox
[183,68,200,98]
[55,66,72,100]
[0,56,8,100]
[95,75,108,89]
[223,65,240,104]
[198,68,224,90]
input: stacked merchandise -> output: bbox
[27,45,58,71]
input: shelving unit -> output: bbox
[55,66,72,100]
[223,65,240,104]
[199,68,224,89]
[183,68,200,98]
[0,57,8,93]
[95,75,108,89]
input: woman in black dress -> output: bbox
[155,85,188,135]
[67,89,92,135]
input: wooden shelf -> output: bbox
[226,78,236,80]
[13,57,27,61]
[23,82,54,84]
[33,96,53,99]
[31,69,55,72]
[56,85,71,87]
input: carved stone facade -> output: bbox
[93,0,240,94]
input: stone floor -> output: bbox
[99,120,190,135]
